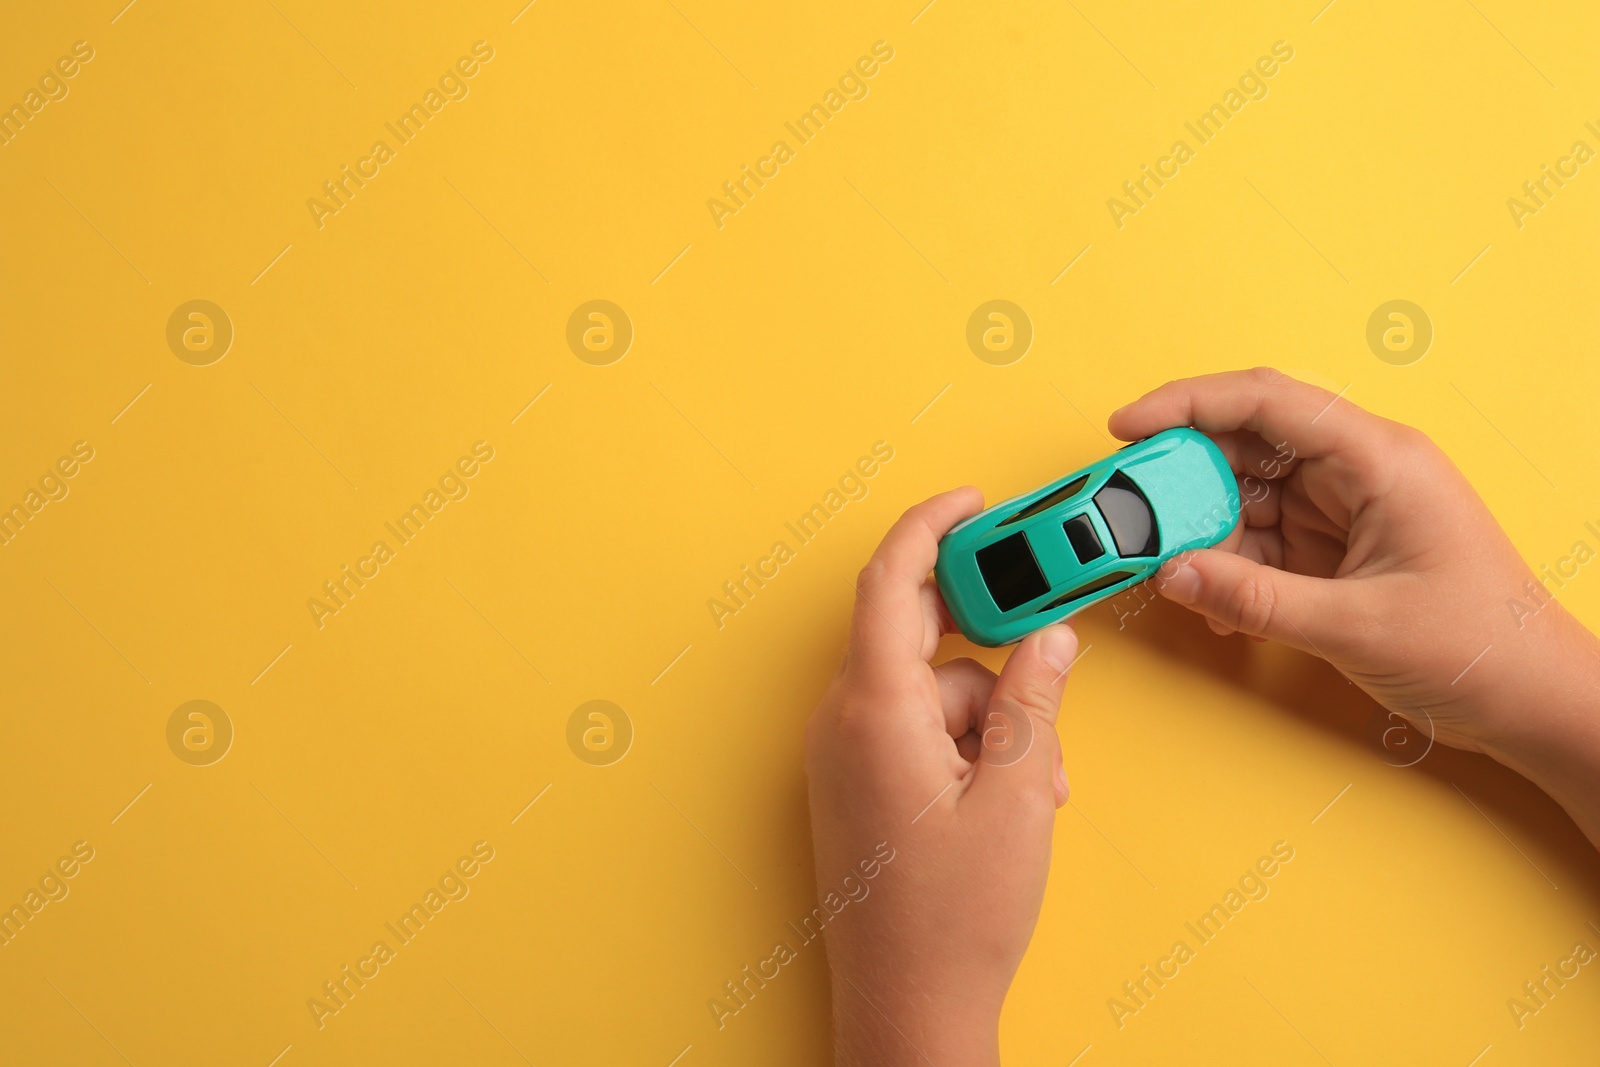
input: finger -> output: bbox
[964,624,1077,811]
[1205,433,1287,529]
[1158,548,1359,655]
[1208,429,1303,483]
[1237,525,1284,568]
[932,657,998,740]
[1107,367,1376,463]
[1179,490,1271,555]
[1239,481,1283,529]
[955,730,982,762]
[924,579,957,636]
[845,487,984,689]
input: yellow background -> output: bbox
[3,0,1599,1064]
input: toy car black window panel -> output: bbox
[996,475,1090,527]
[1094,471,1159,557]
[1036,569,1140,612]
[976,532,1051,611]
[1062,514,1105,565]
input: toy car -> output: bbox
[935,428,1240,647]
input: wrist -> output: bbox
[831,970,1004,1067]
[1476,609,1600,752]
[1476,611,1600,847]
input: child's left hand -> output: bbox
[805,486,1078,1067]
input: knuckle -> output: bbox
[1229,572,1278,634]
[1392,421,1436,456]
[1247,366,1295,401]
[1007,680,1062,722]
[818,697,875,756]
[855,558,888,594]
[833,678,918,737]
[1373,422,1442,484]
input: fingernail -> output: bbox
[1161,562,1200,606]
[1039,626,1076,672]
[1054,760,1070,803]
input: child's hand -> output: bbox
[805,488,1078,1067]
[1111,368,1600,843]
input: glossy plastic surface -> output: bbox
[936,429,1240,646]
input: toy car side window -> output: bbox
[976,532,1051,611]
[997,475,1090,527]
[1036,569,1139,612]
[1063,514,1104,564]
[1094,471,1159,557]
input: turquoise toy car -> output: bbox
[935,428,1240,647]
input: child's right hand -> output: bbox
[1110,368,1600,844]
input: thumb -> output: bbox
[966,624,1076,810]
[1158,548,1351,654]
